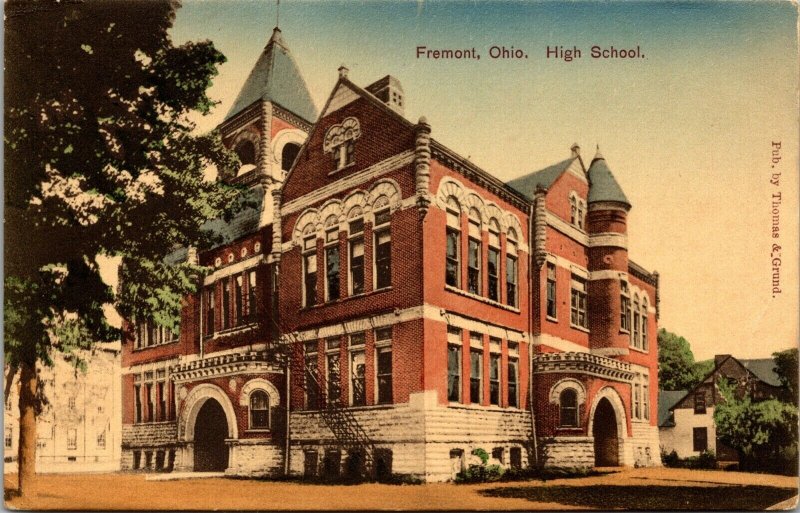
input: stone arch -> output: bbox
[435,178,466,211]
[464,193,487,223]
[587,386,628,439]
[342,190,369,217]
[239,378,281,408]
[548,378,587,405]
[271,128,307,172]
[317,199,344,227]
[485,203,508,232]
[505,213,524,242]
[179,383,238,442]
[293,209,320,245]
[368,179,402,211]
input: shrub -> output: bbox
[662,450,680,468]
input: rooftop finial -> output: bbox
[594,144,604,161]
[276,0,280,28]
[338,65,349,79]
[570,143,580,158]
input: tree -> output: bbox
[657,328,707,391]
[773,348,798,405]
[5,0,239,495]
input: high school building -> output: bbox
[120,27,661,481]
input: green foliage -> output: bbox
[773,348,798,405]
[714,377,798,462]
[657,328,708,391]
[472,448,490,465]
[454,448,504,483]
[660,449,716,469]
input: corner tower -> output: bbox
[218,26,318,226]
[585,148,632,356]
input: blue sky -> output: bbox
[170,0,799,360]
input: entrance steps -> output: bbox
[145,471,226,481]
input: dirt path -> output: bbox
[5,467,798,510]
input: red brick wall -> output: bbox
[545,169,589,225]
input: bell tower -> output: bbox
[217,26,318,227]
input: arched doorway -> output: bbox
[193,399,228,471]
[592,397,619,466]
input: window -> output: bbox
[323,117,360,170]
[546,262,557,319]
[506,230,518,307]
[642,299,649,351]
[467,209,482,295]
[349,218,364,295]
[570,275,588,329]
[5,427,12,449]
[326,339,341,406]
[489,343,501,406]
[281,142,301,173]
[235,275,244,326]
[145,383,154,422]
[487,220,500,302]
[303,237,317,307]
[305,342,319,410]
[325,229,340,301]
[569,193,585,229]
[445,197,461,288]
[510,447,522,469]
[134,383,142,423]
[67,428,77,450]
[643,380,650,420]
[470,347,483,404]
[620,281,631,332]
[559,388,579,427]
[247,270,258,321]
[350,334,366,407]
[693,427,708,452]
[204,287,215,336]
[376,327,393,404]
[222,277,231,329]
[68,397,76,410]
[633,382,641,419]
[235,140,256,167]
[157,381,166,421]
[447,327,462,402]
[249,390,270,429]
[632,295,641,348]
[694,391,706,414]
[374,209,391,290]
[97,430,106,449]
[508,343,519,408]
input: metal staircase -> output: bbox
[302,357,376,478]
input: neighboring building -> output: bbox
[658,354,786,462]
[4,343,122,473]
[120,25,662,481]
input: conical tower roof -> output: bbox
[587,147,631,208]
[225,27,318,123]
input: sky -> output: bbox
[166,0,799,361]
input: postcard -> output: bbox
[4,0,798,510]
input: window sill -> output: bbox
[619,328,630,335]
[631,418,651,424]
[556,426,582,431]
[570,324,590,334]
[132,340,180,352]
[327,162,356,176]
[132,420,177,426]
[444,285,521,313]
[447,402,523,412]
[546,315,558,323]
[211,323,259,338]
[302,287,392,311]
[300,403,397,413]
[246,428,271,433]
[628,345,649,354]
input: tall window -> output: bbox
[250,390,269,429]
[4,427,12,449]
[694,391,706,414]
[349,218,364,295]
[632,295,641,347]
[620,281,631,332]
[374,209,392,290]
[693,427,708,452]
[134,383,142,423]
[633,382,641,419]
[642,299,649,351]
[507,344,519,408]
[569,195,577,225]
[305,341,319,410]
[447,327,462,402]
[325,228,340,302]
[489,339,501,406]
[643,379,650,420]
[235,275,244,326]
[349,334,366,407]
[204,287,215,336]
[559,388,579,427]
[326,338,341,406]
[157,381,166,421]
[506,230,518,307]
[570,275,588,329]
[222,277,231,329]
[487,220,500,301]
[281,143,301,174]
[469,335,483,404]
[445,198,461,288]
[375,327,393,404]
[97,430,106,449]
[247,270,258,321]
[467,209,482,295]
[546,262,557,319]
[67,428,77,450]
[303,236,317,307]
[145,382,154,422]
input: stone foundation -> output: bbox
[538,436,595,467]
[227,439,284,477]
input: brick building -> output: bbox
[120,26,662,480]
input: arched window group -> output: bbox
[626,287,649,351]
[569,192,586,230]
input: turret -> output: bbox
[585,147,632,356]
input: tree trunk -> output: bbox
[17,360,38,496]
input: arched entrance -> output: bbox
[592,397,619,466]
[193,399,228,471]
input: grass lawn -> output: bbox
[4,467,798,510]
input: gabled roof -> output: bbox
[658,390,688,427]
[201,185,264,250]
[225,27,318,123]
[587,151,630,207]
[741,358,782,387]
[505,157,578,200]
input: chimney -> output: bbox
[366,75,404,116]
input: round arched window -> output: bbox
[249,390,269,429]
[281,143,301,173]
[559,388,579,427]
